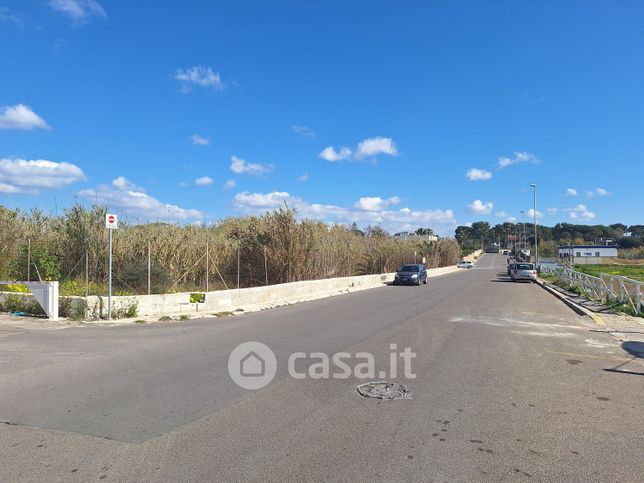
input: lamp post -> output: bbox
[520,210,525,257]
[530,183,538,267]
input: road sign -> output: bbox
[105,213,118,320]
[106,213,118,229]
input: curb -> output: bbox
[536,279,606,327]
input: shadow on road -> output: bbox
[604,341,644,376]
[623,341,644,359]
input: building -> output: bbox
[393,232,438,242]
[557,245,618,264]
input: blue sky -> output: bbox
[1,0,643,235]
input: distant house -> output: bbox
[393,232,438,242]
[557,245,618,264]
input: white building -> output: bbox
[557,245,618,264]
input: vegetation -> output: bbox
[0,204,461,297]
[454,221,644,256]
[574,265,644,282]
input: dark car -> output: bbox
[394,264,428,286]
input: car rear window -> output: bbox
[516,264,534,270]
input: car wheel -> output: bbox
[423,278,427,284]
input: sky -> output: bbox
[1,0,643,236]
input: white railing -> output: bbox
[540,265,642,315]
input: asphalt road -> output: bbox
[1,254,642,482]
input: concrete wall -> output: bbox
[1,265,462,320]
[463,249,483,262]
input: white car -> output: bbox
[457,261,473,269]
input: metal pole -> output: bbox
[108,228,113,320]
[531,183,538,266]
[264,246,268,286]
[85,250,89,297]
[237,247,240,290]
[205,240,209,292]
[147,241,151,295]
[27,238,31,282]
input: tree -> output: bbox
[416,227,434,236]
[470,221,491,250]
[365,225,388,238]
[454,225,472,246]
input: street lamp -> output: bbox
[530,183,538,267]
[520,210,525,256]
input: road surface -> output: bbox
[1,254,642,481]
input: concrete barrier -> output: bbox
[1,265,462,321]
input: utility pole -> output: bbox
[530,183,538,266]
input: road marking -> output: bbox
[589,313,606,327]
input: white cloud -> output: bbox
[320,136,399,162]
[112,176,140,191]
[230,155,274,176]
[0,158,86,193]
[465,168,492,181]
[566,204,595,221]
[233,191,456,235]
[223,179,236,190]
[467,199,493,215]
[292,125,315,138]
[190,134,210,146]
[506,216,517,222]
[78,177,203,222]
[48,0,106,23]
[0,7,23,26]
[194,176,214,186]
[0,104,50,130]
[547,207,558,214]
[354,196,401,211]
[174,66,224,93]
[592,187,610,197]
[497,151,537,168]
[319,146,352,162]
[298,173,309,182]
[354,137,399,160]
[566,188,577,196]
[494,211,507,218]
[527,208,543,219]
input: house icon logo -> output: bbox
[228,341,277,390]
[240,351,265,377]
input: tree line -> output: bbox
[455,221,644,255]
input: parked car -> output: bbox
[511,262,537,281]
[393,264,428,286]
[457,261,473,268]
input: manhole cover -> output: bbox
[356,381,412,400]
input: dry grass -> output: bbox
[0,204,461,295]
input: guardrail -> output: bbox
[540,265,642,315]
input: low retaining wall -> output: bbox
[1,265,461,320]
[463,249,483,262]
